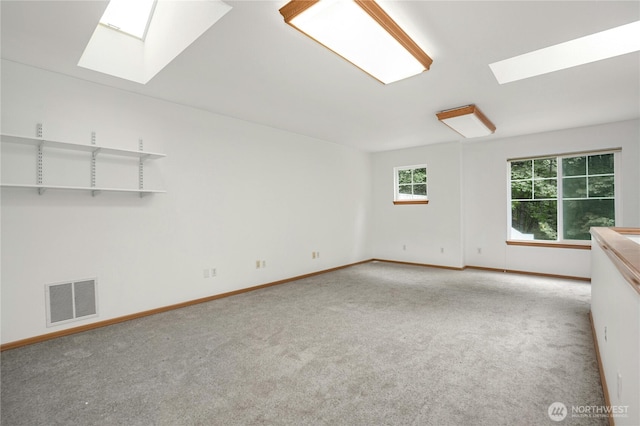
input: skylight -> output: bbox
[99,0,156,40]
[80,0,232,84]
[489,20,640,84]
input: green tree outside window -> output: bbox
[510,152,616,241]
[395,166,427,201]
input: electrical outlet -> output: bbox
[262,260,266,268]
[211,268,217,277]
[617,372,622,399]
[477,248,482,254]
[203,269,210,278]
[312,252,316,259]
[440,247,444,254]
[256,260,261,269]
[403,245,406,251]
[604,326,607,342]
[317,251,320,258]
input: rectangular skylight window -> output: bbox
[99,0,156,40]
[490,20,640,84]
[80,0,232,84]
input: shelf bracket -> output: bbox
[37,142,43,185]
[90,148,100,195]
[138,139,144,198]
[37,141,44,195]
[138,159,145,198]
[36,124,45,195]
[91,132,98,193]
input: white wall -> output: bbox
[463,120,639,278]
[591,240,640,425]
[371,142,463,268]
[370,120,639,278]
[2,60,638,345]
[0,61,373,344]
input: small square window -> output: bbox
[394,165,428,204]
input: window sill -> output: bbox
[506,240,591,250]
[393,200,429,205]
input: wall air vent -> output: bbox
[45,279,98,327]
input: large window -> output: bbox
[394,165,428,204]
[509,151,618,242]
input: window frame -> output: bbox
[507,149,621,247]
[99,0,157,41]
[393,164,429,205]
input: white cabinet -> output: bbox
[1,125,166,197]
[590,227,640,426]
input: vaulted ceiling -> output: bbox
[2,1,638,152]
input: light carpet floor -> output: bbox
[1,262,605,425]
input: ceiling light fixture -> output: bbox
[436,105,496,138]
[279,0,432,84]
[489,20,640,84]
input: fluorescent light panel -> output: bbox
[436,105,496,138]
[279,0,432,84]
[490,20,640,84]
[99,0,156,40]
